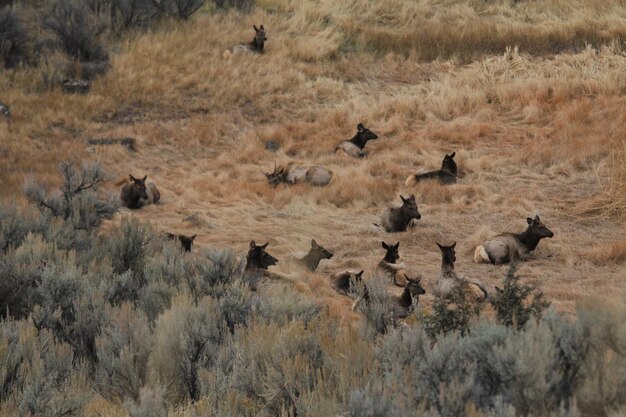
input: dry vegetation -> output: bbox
[1,0,626,414]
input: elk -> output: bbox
[391,275,426,323]
[0,103,10,121]
[120,175,160,209]
[226,25,267,56]
[378,194,421,232]
[334,123,378,158]
[166,233,196,252]
[243,240,278,290]
[376,241,410,287]
[294,239,333,271]
[330,270,365,296]
[264,162,333,187]
[474,215,554,265]
[406,152,458,186]
[437,242,488,302]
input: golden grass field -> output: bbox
[1,0,625,329]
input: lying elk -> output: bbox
[437,242,488,302]
[120,175,161,209]
[225,25,267,56]
[391,275,426,323]
[331,269,365,296]
[406,152,457,186]
[294,239,333,271]
[243,240,278,290]
[264,162,333,187]
[474,215,554,265]
[0,103,10,121]
[378,194,421,232]
[166,233,197,252]
[377,241,410,287]
[335,123,378,158]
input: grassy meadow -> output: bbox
[1,0,626,415]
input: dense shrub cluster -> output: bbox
[1,161,626,416]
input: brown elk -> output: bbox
[391,275,426,323]
[264,162,333,188]
[120,175,160,209]
[437,242,488,302]
[378,194,421,232]
[406,152,458,186]
[376,241,409,287]
[330,270,365,296]
[474,215,554,265]
[294,239,333,271]
[166,233,196,252]
[226,25,267,56]
[335,123,379,158]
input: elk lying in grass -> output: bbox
[437,242,488,302]
[330,270,365,296]
[376,241,410,287]
[264,162,333,187]
[474,215,554,264]
[335,123,378,158]
[166,233,196,252]
[391,275,426,323]
[120,175,161,209]
[294,239,333,271]
[225,25,267,56]
[243,240,278,290]
[406,152,458,186]
[378,194,421,232]
[0,103,10,120]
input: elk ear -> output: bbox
[534,215,540,221]
[495,286,502,293]
[451,241,457,249]
[311,239,318,248]
[357,270,364,278]
[382,241,389,249]
[394,242,400,250]
[259,25,264,30]
[527,217,534,225]
[261,242,269,249]
[250,240,257,249]
[409,194,416,200]
[415,276,422,283]
[357,123,364,132]
[400,195,407,203]
[129,174,136,182]
[142,175,147,181]
[450,151,456,158]
[437,242,445,250]
[253,25,259,32]
[190,235,197,241]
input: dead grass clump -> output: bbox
[580,241,626,266]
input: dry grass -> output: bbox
[1,6,625,410]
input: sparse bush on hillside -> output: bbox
[24,161,119,234]
[43,0,108,62]
[125,386,168,417]
[422,280,484,341]
[0,321,91,417]
[96,303,153,402]
[0,6,28,68]
[357,274,394,336]
[490,264,550,330]
[211,0,253,12]
[152,0,205,20]
[110,0,159,33]
[150,296,227,403]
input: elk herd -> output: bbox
[3,24,557,325]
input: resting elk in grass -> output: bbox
[120,175,160,209]
[166,233,196,252]
[243,240,278,290]
[225,25,267,56]
[378,194,421,232]
[335,123,378,158]
[330,269,365,296]
[391,275,426,323]
[377,241,410,287]
[406,152,458,186]
[264,162,333,187]
[294,239,333,271]
[437,242,488,302]
[474,215,554,264]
